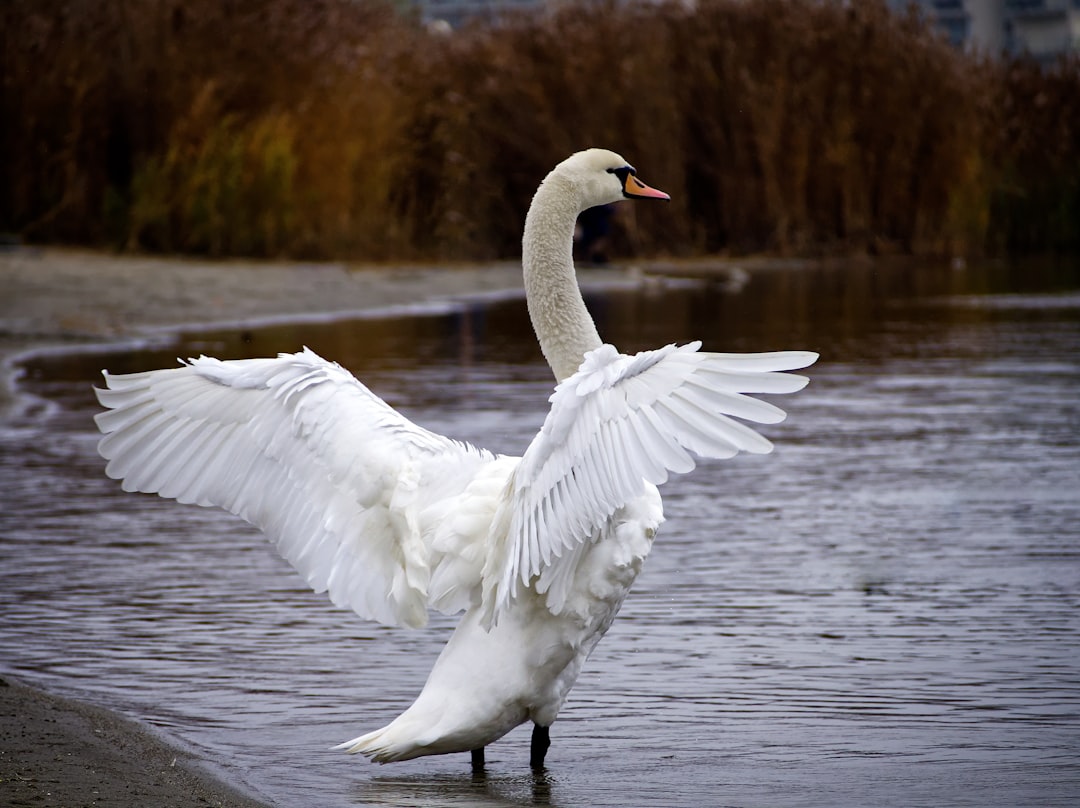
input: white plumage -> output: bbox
[95,149,817,766]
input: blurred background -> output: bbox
[3,0,1078,263]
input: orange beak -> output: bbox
[622,172,670,200]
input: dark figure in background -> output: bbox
[575,203,615,266]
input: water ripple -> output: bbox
[2,261,1079,806]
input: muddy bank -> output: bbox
[0,675,270,807]
[0,248,545,411]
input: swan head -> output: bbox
[554,148,670,210]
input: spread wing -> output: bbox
[483,341,818,616]
[94,347,501,629]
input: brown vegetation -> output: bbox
[2,0,1078,260]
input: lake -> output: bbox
[2,258,1079,807]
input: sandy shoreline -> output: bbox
[0,246,646,807]
[0,675,271,807]
[0,247,544,416]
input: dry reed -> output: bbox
[2,0,1078,259]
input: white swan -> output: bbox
[94,149,817,768]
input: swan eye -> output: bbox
[607,165,637,197]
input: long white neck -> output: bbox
[522,173,604,383]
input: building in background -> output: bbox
[893,0,1080,61]
[417,0,1079,60]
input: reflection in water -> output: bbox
[357,768,554,807]
[2,260,1079,807]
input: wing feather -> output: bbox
[483,342,817,617]
[95,348,505,628]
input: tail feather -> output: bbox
[334,726,385,759]
[333,723,425,763]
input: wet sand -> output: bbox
[0,676,270,807]
[0,248,541,415]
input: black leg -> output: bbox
[530,723,550,769]
[471,746,485,771]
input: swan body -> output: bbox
[94,149,818,766]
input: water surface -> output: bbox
[2,260,1079,807]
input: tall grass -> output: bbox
[3,0,1078,259]
[988,56,1080,254]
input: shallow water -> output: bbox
[2,260,1079,807]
